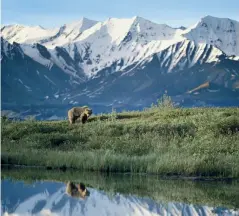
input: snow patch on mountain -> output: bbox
[40,17,99,48]
[156,40,223,71]
[74,16,183,46]
[21,44,53,68]
[1,17,98,48]
[1,24,58,44]
[183,15,239,56]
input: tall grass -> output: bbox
[1,106,239,177]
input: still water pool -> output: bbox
[1,168,239,216]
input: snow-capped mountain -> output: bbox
[2,179,238,216]
[1,37,83,103]
[1,18,98,48]
[2,15,238,76]
[182,15,239,56]
[2,16,185,77]
[1,15,239,114]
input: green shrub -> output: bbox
[213,116,239,135]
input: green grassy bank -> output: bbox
[1,105,239,177]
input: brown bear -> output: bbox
[65,181,90,199]
[67,106,92,124]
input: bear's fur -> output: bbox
[65,181,90,199]
[68,106,92,124]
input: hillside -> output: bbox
[2,106,239,177]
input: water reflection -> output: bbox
[1,168,239,216]
[65,181,90,199]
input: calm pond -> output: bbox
[1,167,239,216]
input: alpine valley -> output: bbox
[1,15,239,119]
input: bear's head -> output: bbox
[83,107,92,118]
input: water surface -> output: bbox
[1,168,239,216]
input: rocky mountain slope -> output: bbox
[1,15,239,117]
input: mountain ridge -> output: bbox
[1,15,239,117]
[2,15,238,78]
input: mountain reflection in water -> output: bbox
[1,169,239,216]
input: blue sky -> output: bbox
[2,0,239,28]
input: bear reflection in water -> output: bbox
[65,181,90,199]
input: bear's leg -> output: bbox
[69,116,76,124]
[81,114,88,124]
[69,118,73,124]
[72,116,78,124]
[68,111,74,124]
